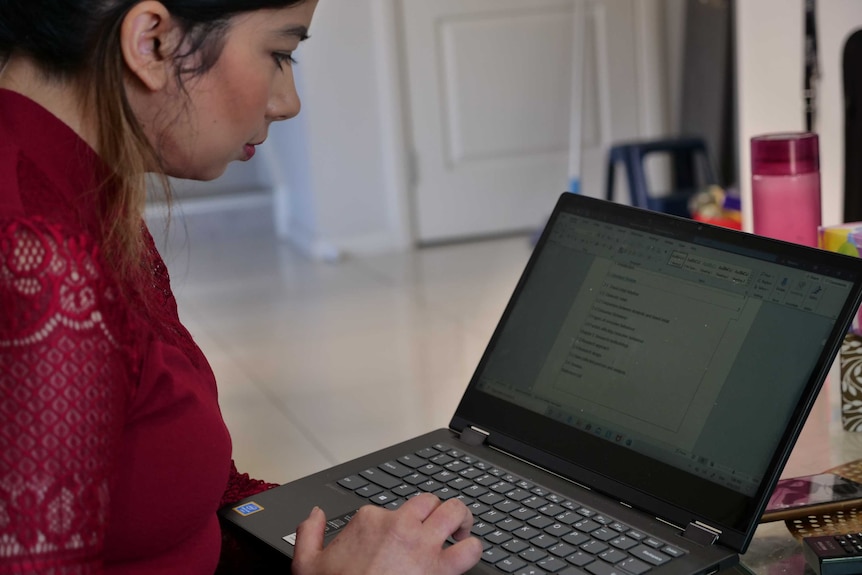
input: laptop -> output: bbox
[220,192,862,575]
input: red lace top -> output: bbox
[0,90,275,573]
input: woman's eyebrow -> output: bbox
[275,25,310,41]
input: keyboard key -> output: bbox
[591,528,616,542]
[472,521,495,537]
[476,475,499,487]
[497,517,524,532]
[519,547,548,562]
[434,487,459,500]
[337,475,368,490]
[416,447,439,459]
[584,560,625,575]
[523,496,549,509]
[662,545,685,558]
[516,568,549,575]
[355,484,382,498]
[617,557,651,575]
[467,502,491,516]
[404,472,428,486]
[419,480,444,492]
[460,467,484,479]
[502,538,530,554]
[562,531,589,547]
[530,534,559,549]
[512,507,539,521]
[433,470,457,482]
[462,484,489,498]
[495,499,521,514]
[369,491,398,505]
[492,481,516,494]
[430,453,454,465]
[447,477,471,491]
[548,542,576,558]
[379,460,414,478]
[538,556,568,573]
[486,530,514,545]
[528,515,554,529]
[445,460,469,473]
[497,556,528,573]
[539,504,565,517]
[630,544,670,566]
[480,509,506,524]
[545,523,572,538]
[512,526,542,541]
[507,488,531,502]
[580,540,609,555]
[391,484,418,497]
[418,463,443,476]
[609,536,637,551]
[546,493,565,504]
[574,519,601,533]
[608,522,628,533]
[598,549,627,564]
[481,547,510,564]
[565,550,595,567]
[626,530,645,541]
[555,511,580,525]
[643,537,663,549]
[397,454,426,468]
[592,515,611,525]
[479,493,505,506]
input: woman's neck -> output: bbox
[0,53,97,150]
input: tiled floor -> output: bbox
[153,211,534,485]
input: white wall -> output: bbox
[736,0,862,231]
[270,0,409,259]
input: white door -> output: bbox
[400,0,663,244]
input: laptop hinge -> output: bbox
[459,426,489,447]
[683,521,721,546]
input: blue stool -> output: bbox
[605,137,717,218]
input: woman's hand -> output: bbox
[291,493,483,575]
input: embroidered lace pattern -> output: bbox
[0,218,132,573]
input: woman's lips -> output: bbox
[243,144,256,160]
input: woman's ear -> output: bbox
[120,1,179,91]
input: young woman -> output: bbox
[0,1,482,573]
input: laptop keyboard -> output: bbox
[336,443,686,575]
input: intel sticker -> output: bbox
[233,502,264,517]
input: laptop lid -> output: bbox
[451,192,862,553]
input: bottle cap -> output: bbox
[751,132,819,176]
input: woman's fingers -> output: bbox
[291,506,327,574]
[419,496,475,542]
[440,536,484,574]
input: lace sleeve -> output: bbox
[0,218,132,572]
[219,461,278,509]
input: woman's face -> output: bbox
[154,1,318,180]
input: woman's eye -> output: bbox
[273,52,297,70]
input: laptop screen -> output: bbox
[454,193,862,539]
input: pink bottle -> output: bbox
[751,133,822,247]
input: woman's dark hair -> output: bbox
[0,0,307,280]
